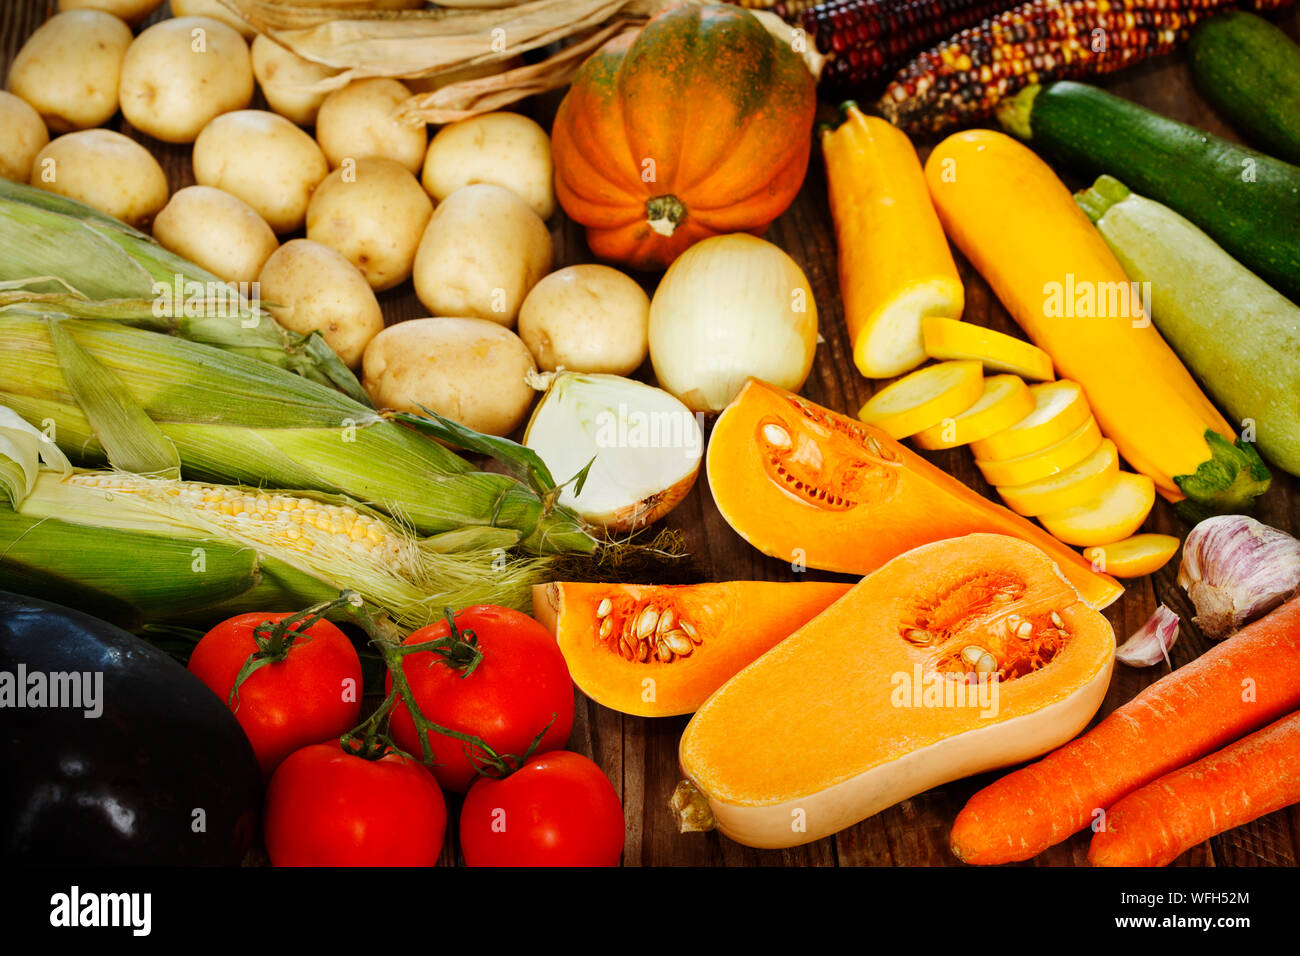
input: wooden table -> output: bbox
[4,1,1297,867]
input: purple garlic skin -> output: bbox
[1177,515,1300,640]
[1116,605,1180,668]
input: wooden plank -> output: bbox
[1,0,1296,867]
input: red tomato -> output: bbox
[459,751,625,867]
[387,605,574,793]
[188,611,362,778]
[265,741,447,866]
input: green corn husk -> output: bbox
[0,312,596,555]
[0,411,550,629]
[0,178,367,403]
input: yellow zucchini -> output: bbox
[975,416,1103,488]
[1083,534,1181,578]
[921,317,1054,381]
[913,374,1034,450]
[1039,472,1156,547]
[857,360,982,439]
[823,105,964,378]
[997,439,1119,517]
[924,130,1267,516]
[971,380,1090,462]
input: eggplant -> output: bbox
[0,592,262,865]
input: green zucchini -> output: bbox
[998,81,1300,303]
[1077,175,1300,479]
[1189,12,1300,166]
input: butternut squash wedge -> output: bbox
[924,130,1267,514]
[822,105,964,378]
[531,580,851,717]
[706,378,1123,609]
[676,533,1116,849]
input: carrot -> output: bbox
[1088,711,1300,867]
[949,595,1300,864]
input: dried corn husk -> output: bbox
[220,0,688,121]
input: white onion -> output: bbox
[648,234,819,412]
[523,371,702,533]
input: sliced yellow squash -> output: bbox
[970,380,1091,461]
[1083,534,1180,578]
[912,374,1035,450]
[1038,471,1156,546]
[921,316,1054,381]
[975,416,1103,488]
[857,360,983,439]
[997,439,1119,517]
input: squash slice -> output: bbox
[913,374,1035,450]
[858,360,983,439]
[706,379,1123,609]
[676,534,1116,849]
[971,380,1091,461]
[975,416,1103,488]
[997,440,1120,517]
[531,580,852,717]
[921,317,1054,381]
[1084,534,1180,578]
[1039,471,1156,547]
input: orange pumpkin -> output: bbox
[551,4,817,270]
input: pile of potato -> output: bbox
[1,1,653,438]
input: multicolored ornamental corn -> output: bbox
[730,0,1022,95]
[879,0,1294,134]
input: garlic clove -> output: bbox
[1178,515,1300,640]
[1116,605,1180,668]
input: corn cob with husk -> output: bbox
[0,310,596,556]
[0,178,367,403]
[879,0,1293,134]
[0,408,545,629]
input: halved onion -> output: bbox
[524,371,702,533]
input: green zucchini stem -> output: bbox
[996,84,1041,141]
[1075,175,1133,224]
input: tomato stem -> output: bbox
[226,594,356,710]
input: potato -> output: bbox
[169,0,256,38]
[251,35,340,127]
[306,157,433,292]
[193,110,330,234]
[152,186,277,286]
[421,112,555,220]
[315,78,427,174]
[0,92,49,183]
[57,0,163,24]
[518,265,650,375]
[412,184,552,326]
[363,317,537,437]
[258,239,384,368]
[119,17,254,144]
[31,130,168,228]
[7,10,132,133]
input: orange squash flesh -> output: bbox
[532,580,852,717]
[706,378,1123,609]
[678,534,1116,849]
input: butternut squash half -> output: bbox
[676,534,1115,849]
[706,378,1122,609]
[533,581,852,717]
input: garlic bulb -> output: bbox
[1177,515,1300,640]
[1116,605,1180,668]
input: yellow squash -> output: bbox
[823,105,964,378]
[924,130,1269,515]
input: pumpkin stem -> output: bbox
[670,779,717,833]
[645,195,688,237]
